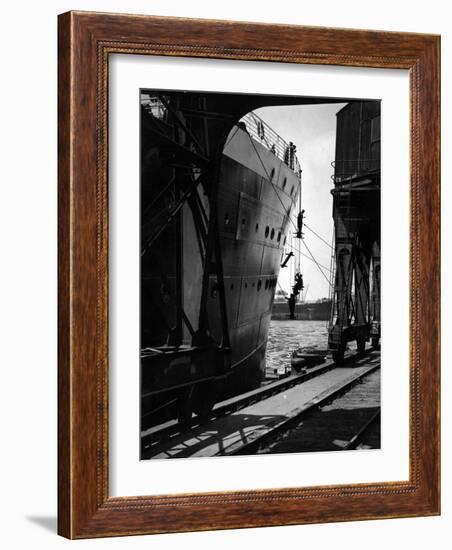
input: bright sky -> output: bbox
[254,103,347,301]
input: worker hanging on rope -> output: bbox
[296,209,305,239]
[286,293,296,320]
[293,272,304,296]
[286,272,304,320]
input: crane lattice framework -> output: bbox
[328,101,381,363]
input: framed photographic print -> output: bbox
[58,11,440,538]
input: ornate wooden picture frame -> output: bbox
[58,11,440,538]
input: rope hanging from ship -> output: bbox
[241,122,333,304]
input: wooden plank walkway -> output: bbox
[144,350,380,459]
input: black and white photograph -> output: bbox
[139,90,381,460]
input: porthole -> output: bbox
[265,280,269,290]
[230,283,234,291]
[277,232,281,242]
[282,177,287,190]
[290,185,295,196]
[252,282,255,288]
[270,168,276,181]
[257,280,262,291]
[265,226,270,238]
[270,228,275,240]
[244,282,248,289]
[283,236,287,245]
[255,223,259,232]
[241,217,246,226]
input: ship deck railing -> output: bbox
[239,111,302,178]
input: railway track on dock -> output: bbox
[141,349,380,459]
[142,352,337,450]
[233,367,381,455]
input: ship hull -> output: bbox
[207,129,299,395]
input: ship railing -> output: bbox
[239,112,302,178]
[331,159,380,183]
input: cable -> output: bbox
[301,238,332,287]
[245,132,299,234]
[276,280,287,294]
[247,132,333,256]
[245,129,333,288]
[304,223,334,250]
[283,240,332,273]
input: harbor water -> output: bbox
[265,319,328,379]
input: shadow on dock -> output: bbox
[141,412,287,460]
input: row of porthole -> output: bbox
[263,225,287,247]
[227,214,287,246]
[269,170,296,196]
[259,222,287,246]
[228,278,277,292]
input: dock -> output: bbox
[141,348,380,459]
